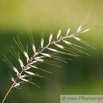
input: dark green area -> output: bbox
[0,0,103,103]
[1,30,103,103]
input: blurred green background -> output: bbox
[0,0,103,103]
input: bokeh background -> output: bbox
[0,0,103,103]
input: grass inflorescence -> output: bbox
[2,24,96,103]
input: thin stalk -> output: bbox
[2,84,14,103]
[2,64,30,103]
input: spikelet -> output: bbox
[66,28,70,36]
[57,30,61,39]
[41,38,44,48]
[49,34,53,43]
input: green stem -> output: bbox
[2,83,14,103]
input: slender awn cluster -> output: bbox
[2,25,96,103]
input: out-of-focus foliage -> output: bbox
[0,0,103,31]
[0,0,103,103]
